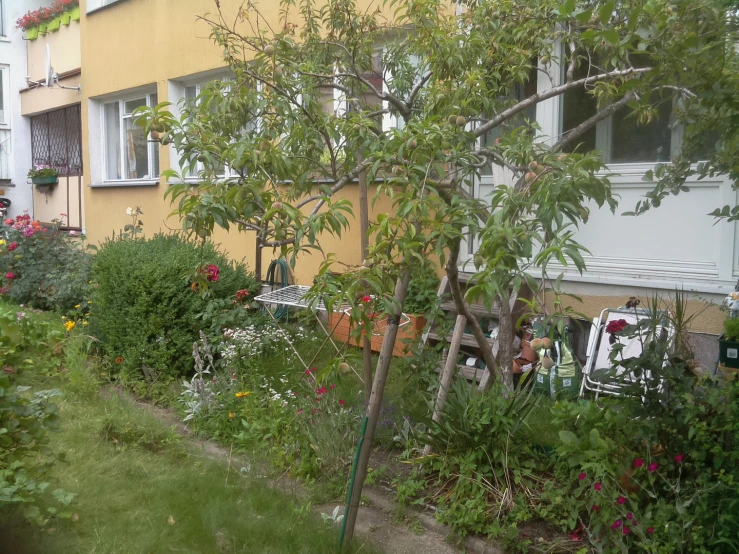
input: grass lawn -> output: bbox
[2,353,376,554]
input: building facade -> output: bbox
[77,0,729,334]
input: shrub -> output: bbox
[403,265,440,316]
[724,316,739,342]
[0,213,91,311]
[90,233,258,380]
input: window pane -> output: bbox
[0,69,4,124]
[609,100,673,163]
[104,102,121,180]
[124,116,149,179]
[124,97,147,116]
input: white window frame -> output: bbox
[87,0,125,13]
[0,64,10,128]
[101,91,159,184]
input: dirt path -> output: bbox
[130,396,502,554]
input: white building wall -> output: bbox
[0,0,46,219]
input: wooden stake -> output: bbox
[423,314,466,456]
[357,150,373,402]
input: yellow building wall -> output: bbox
[27,20,81,81]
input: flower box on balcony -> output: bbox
[26,28,39,40]
[70,7,80,21]
[47,17,61,32]
[60,12,72,25]
[32,176,58,186]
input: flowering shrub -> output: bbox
[90,233,257,380]
[27,164,58,180]
[0,213,91,311]
[16,0,79,31]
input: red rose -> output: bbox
[605,319,629,334]
[206,264,219,282]
[7,242,18,252]
[5,272,15,280]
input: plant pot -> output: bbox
[719,334,739,369]
[47,17,61,32]
[38,23,47,35]
[25,27,39,40]
[32,176,58,185]
[70,7,81,21]
[60,12,72,25]
[327,312,426,357]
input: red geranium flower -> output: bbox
[593,482,602,491]
[5,272,15,280]
[647,527,654,534]
[674,453,685,464]
[578,472,587,480]
[648,462,659,472]
[591,504,600,511]
[622,526,631,535]
[360,295,371,304]
[633,458,645,468]
[339,399,346,407]
[611,520,623,530]
[617,496,627,505]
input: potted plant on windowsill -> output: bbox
[28,165,59,193]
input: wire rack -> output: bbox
[254,285,327,311]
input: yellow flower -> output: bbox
[82,321,88,326]
[235,391,250,398]
[228,412,235,419]
[88,301,93,305]
[64,320,76,332]
[61,316,67,320]
[74,304,81,309]
[0,240,5,246]
[88,281,92,284]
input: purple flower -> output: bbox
[23,227,35,237]
[578,472,587,481]
[617,496,627,505]
[674,454,685,464]
[593,482,602,491]
[633,458,645,468]
[648,462,659,472]
[611,520,623,530]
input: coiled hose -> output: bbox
[264,258,291,320]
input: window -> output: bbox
[560,61,676,163]
[0,65,8,126]
[87,0,125,12]
[0,0,5,38]
[102,93,158,181]
[30,105,83,175]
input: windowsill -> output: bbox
[89,178,160,188]
[87,0,130,15]
[0,37,10,43]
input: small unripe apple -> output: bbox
[447,114,457,125]
[362,258,371,267]
[525,171,536,183]
[541,356,554,370]
[475,24,482,31]
[528,161,539,172]
[150,131,160,140]
[455,115,467,127]
[273,65,283,78]
[540,55,550,65]
[197,154,206,163]
[272,201,283,210]
[156,125,165,133]
[474,253,484,269]
[409,139,417,149]
[197,228,208,239]
[392,166,402,175]
[541,337,552,350]
[264,44,276,56]
[339,362,350,375]
[353,124,362,131]
[530,338,543,350]
[557,153,567,161]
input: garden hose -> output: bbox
[339,416,368,550]
[264,258,291,320]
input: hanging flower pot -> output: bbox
[47,17,61,32]
[32,176,59,186]
[70,7,80,21]
[60,12,72,25]
[38,23,48,35]
[25,27,39,40]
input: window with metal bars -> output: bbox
[30,105,83,176]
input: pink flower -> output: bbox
[593,482,602,491]
[5,272,15,280]
[647,527,654,535]
[617,496,627,505]
[360,295,371,303]
[316,386,328,395]
[591,504,600,511]
[339,399,346,407]
[626,513,633,520]
[4,218,13,225]
[674,454,685,464]
[578,472,587,480]
[297,408,303,414]
[648,462,659,472]
[311,408,317,415]
[330,383,336,390]
[633,458,645,468]
[7,242,17,251]
[23,227,35,237]
[622,526,631,535]
[611,520,623,530]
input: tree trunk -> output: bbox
[341,269,412,548]
[445,237,501,385]
[496,291,515,390]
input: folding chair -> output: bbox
[580,307,673,398]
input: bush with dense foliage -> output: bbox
[0,214,91,311]
[89,233,258,380]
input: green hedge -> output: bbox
[90,233,258,379]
